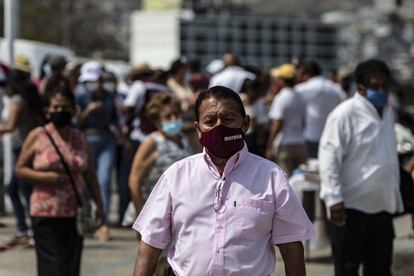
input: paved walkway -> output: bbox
[0,214,413,275]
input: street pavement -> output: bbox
[1,208,414,275]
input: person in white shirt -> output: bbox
[319,59,403,276]
[266,64,307,176]
[209,53,255,93]
[295,61,343,158]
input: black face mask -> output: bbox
[49,111,72,128]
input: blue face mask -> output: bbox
[43,64,52,76]
[366,89,389,108]
[162,118,183,136]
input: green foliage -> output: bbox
[1,0,127,60]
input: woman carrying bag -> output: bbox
[16,86,104,276]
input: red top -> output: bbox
[30,124,89,217]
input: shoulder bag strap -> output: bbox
[43,127,83,207]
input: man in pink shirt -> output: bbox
[133,86,315,276]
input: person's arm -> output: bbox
[77,101,103,125]
[404,155,414,173]
[82,148,105,227]
[16,129,68,185]
[266,119,283,159]
[278,241,306,276]
[271,167,316,267]
[129,137,158,214]
[266,94,286,159]
[0,100,21,134]
[319,113,350,225]
[133,241,163,276]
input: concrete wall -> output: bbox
[130,10,181,68]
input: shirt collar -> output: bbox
[353,92,387,120]
[202,143,249,178]
[308,75,322,82]
[280,87,294,93]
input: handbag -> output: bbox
[43,127,96,236]
[399,166,414,214]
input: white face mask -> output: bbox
[103,82,116,92]
[85,81,99,92]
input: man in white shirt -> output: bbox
[209,53,255,93]
[319,59,403,276]
[266,64,307,176]
[295,61,343,158]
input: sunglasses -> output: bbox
[213,178,226,212]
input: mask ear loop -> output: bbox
[240,116,247,129]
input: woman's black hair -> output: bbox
[7,71,46,123]
[194,86,246,121]
[354,59,391,87]
[46,85,75,107]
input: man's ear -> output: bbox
[194,121,202,138]
[357,84,366,96]
[242,116,251,134]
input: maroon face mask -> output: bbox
[199,124,245,159]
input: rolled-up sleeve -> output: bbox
[318,113,350,209]
[132,173,172,249]
[271,169,316,245]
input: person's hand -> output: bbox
[330,202,346,226]
[265,147,273,160]
[43,171,69,185]
[115,130,127,145]
[94,207,104,228]
[86,101,103,114]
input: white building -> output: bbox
[130,10,338,70]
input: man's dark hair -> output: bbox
[169,58,186,76]
[302,61,321,77]
[354,59,391,87]
[195,86,246,121]
[283,78,296,87]
[49,55,67,71]
[189,59,201,73]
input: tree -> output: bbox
[1,0,127,60]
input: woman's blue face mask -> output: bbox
[162,118,183,137]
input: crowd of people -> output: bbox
[0,51,411,276]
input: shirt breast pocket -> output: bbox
[236,198,274,240]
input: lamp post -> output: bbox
[1,0,19,213]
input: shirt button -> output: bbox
[216,248,220,253]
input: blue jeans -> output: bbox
[85,132,116,223]
[117,140,139,224]
[6,147,32,233]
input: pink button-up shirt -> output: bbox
[133,145,315,276]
